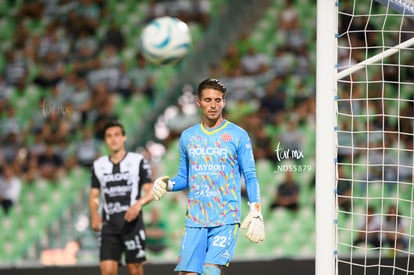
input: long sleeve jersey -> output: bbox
[170,119,261,227]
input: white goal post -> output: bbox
[315,1,337,274]
[316,0,414,274]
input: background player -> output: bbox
[152,78,265,275]
[89,120,154,275]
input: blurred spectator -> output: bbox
[337,165,351,212]
[278,115,304,153]
[382,204,409,251]
[36,23,70,62]
[258,76,286,123]
[251,126,274,162]
[223,71,257,102]
[1,131,23,166]
[145,0,167,23]
[76,0,101,34]
[271,46,294,77]
[337,119,354,163]
[66,75,92,125]
[353,206,381,248]
[191,0,211,28]
[16,148,38,183]
[96,44,122,91]
[12,21,30,50]
[99,45,121,70]
[285,19,308,54]
[33,51,65,88]
[240,46,269,76]
[140,142,165,181]
[88,81,111,115]
[220,44,242,77]
[399,139,413,183]
[348,15,378,51]
[116,63,134,99]
[128,53,155,101]
[0,104,22,137]
[269,170,300,211]
[28,129,46,158]
[293,80,314,106]
[277,2,308,55]
[62,9,84,40]
[174,0,211,27]
[164,99,198,146]
[0,76,9,100]
[92,95,118,141]
[37,144,65,181]
[71,32,100,77]
[0,163,22,215]
[57,71,77,98]
[145,207,168,254]
[17,0,44,20]
[294,47,312,78]
[3,49,28,87]
[241,113,275,161]
[41,111,71,146]
[277,0,299,31]
[23,30,41,64]
[75,126,100,167]
[102,20,125,51]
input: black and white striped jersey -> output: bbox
[91,152,152,227]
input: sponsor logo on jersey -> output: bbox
[103,185,132,195]
[106,202,130,214]
[192,164,225,172]
[189,147,228,158]
[194,186,221,198]
[221,133,232,142]
[102,172,132,196]
[102,172,130,183]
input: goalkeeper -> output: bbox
[153,78,265,275]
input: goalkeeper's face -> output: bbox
[197,88,225,123]
[104,126,127,153]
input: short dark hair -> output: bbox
[103,120,126,136]
[197,78,227,98]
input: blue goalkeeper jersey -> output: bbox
[171,119,260,227]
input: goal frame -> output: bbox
[315,0,337,275]
[316,0,414,274]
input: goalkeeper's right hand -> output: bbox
[152,176,173,200]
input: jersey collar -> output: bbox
[200,119,229,135]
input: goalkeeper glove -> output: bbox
[240,202,265,243]
[152,176,174,200]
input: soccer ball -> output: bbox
[139,16,191,66]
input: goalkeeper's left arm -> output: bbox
[240,169,265,243]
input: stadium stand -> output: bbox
[0,0,322,266]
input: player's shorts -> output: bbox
[99,219,147,264]
[175,224,239,274]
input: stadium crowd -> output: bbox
[2,0,412,265]
[0,0,316,215]
[0,0,323,266]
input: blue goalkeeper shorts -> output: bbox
[175,224,239,274]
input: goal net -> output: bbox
[333,0,414,274]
